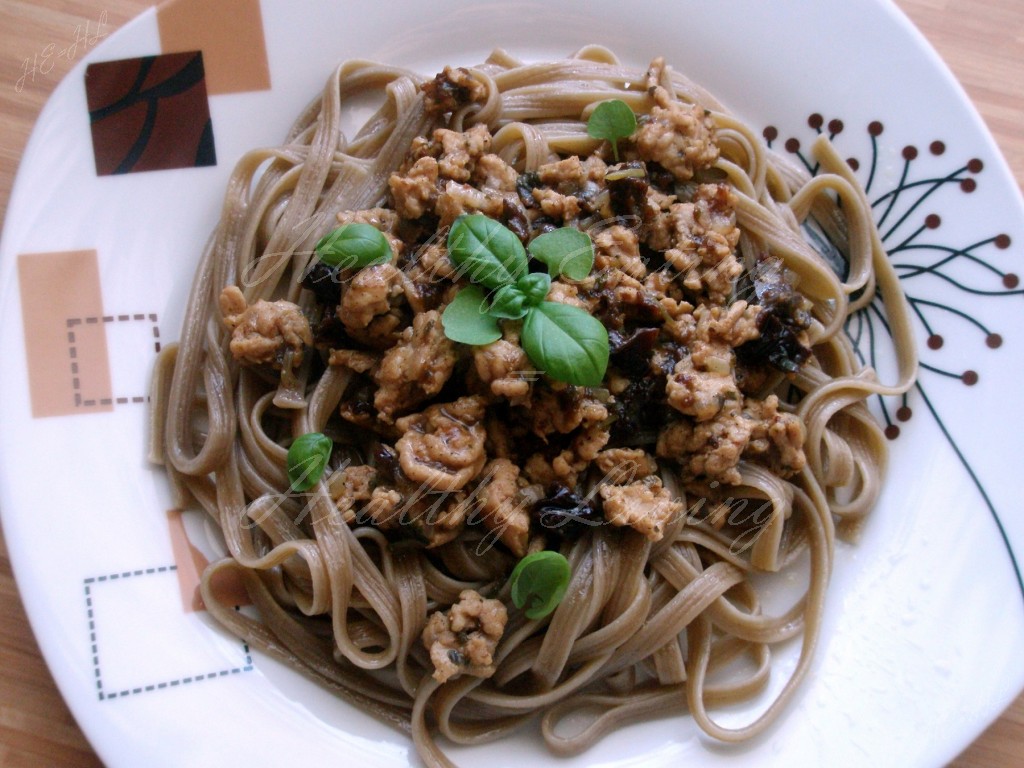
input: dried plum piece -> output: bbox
[337,375,399,439]
[605,340,679,446]
[645,161,676,193]
[340,376,376,419]
[608,327,660,376]
[309,309,350,349]
[606,161,649,223]
[374,442,400,483]
[590,283,665,331]
[737,309,811,373]
[529,216,560,238]
[737,259,813,373]
[607,376,669,447]
[640,243,666,273]
[575,180,607,216]
[411,278,447,312]
[502,199,531,244]
[301,261,343,306]
[533,483,601,541]
[423,67,484,116]
[516,171,541,208]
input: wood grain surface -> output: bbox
[0,1,1021,765]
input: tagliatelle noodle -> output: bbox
[150,46,917,767]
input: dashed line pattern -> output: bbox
[84,565,254,702]
[65,313,159,407]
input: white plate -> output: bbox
[2,1,1023,766]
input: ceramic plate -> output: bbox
[2,0,1022,766]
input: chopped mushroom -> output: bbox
[594,448,659,483]
[477,459,530,556]
[219,285,312,367]
[666,355,740,422]
[663,184,742,302]
[437,123,492,182]
[422,589,507,683]
[328,348,378,373]
[599,476,683,541]
[436,180,507,225]
[473,339,535,405]
[373,310,457,421]
[422,66,487,116]
[395,396,487,492]
[389,156,439,219]
[593,224,647,280]
[339,263,405,345]
[634,67,719,181]
[329,465,377,524]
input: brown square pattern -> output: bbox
[85,51,216,176]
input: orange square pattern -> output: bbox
[18,250,113,417]
[157,0,271,95]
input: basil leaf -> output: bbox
[489,285,530,320]
[521,301,609,387]
[447,214,528,290]
[287,432,333,492]
[586,99,637,162]
[441,285,502,345]
[516,272,552,306]
[528,228,594,280]
[510,551,571,620]
[316,223,393,269]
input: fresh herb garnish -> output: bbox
[316,223,393,269]
[446,214,528,289]
[586,99,637,162]
[528,227,594,280]
[522,301,609,388]
[488,285,531,320]
[509,550,571,620]
[516,272,553,305]
[440,285,502,344]
[440,215,609,387]
[286,432,333,492]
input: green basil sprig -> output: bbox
[529,227,595,280]
[586,99,637,162]
[517,272,554,304]
[488,285,531,321]
[510,551,572,620]
[440,214,608,387]
[287,432,333,492]
[522,302,609,389]
[316,223,393,269]
[441,285,502,345]
[446,214,528,289]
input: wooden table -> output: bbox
[0,1,1021,765]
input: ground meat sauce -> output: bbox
[220,61,812,557]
